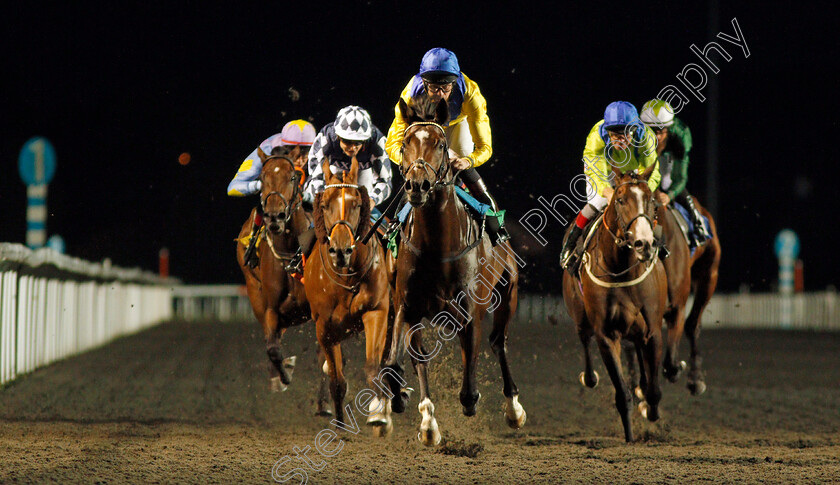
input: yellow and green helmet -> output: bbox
[640,99,675,128]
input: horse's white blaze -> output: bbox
[414,130,429,144]
[628,185,654,243]
[273,167,280,173]
[418,397,441,446]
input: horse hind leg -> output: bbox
[264,313,296,391]
[578,328,600,388]
[458,318,482,417]
[662,306,688,383]
[685,261,718,396]
[408,326,441,446]
[488,286,526,429]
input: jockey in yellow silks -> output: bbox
[385,47,509,245]
[560,101,661,273]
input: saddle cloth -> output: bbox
[669,202,712,253]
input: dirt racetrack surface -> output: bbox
[1,316,839,484]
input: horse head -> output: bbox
[607,162,659,262]
[314,156,371,269]
[398,96,450,207]
[258,146,302,235]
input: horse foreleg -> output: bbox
[362,309,392,436]
[315,346,333,417]
[317,325,347,426]
[578,328,600,388]
[264,309,294,391]
[489,295,526,429]
[408,324,440,446]
[662,306,688,383]
[637,323,664,423]
[458,316,482,417]
[596,334,635,443]
[623,341,644,400]
[383,304,409,413]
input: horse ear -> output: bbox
[398,98,413,122]
[434,98,449,125]
[641,160,658,181]
[322,157,334,183]
[348,155,359,183]
[257,147,268,163]
[610,163,623,181]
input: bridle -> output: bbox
[318,181,375,293]
[400,122,454,188]
[260,155,303,227]
[601,179,657,249]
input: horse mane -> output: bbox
[404,94,450,125]
[312,185,372,243]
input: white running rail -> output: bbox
[1,243,172,386]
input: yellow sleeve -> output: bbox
[460,74,492,167]
[639,126,661,192]
[384,78,415,165]
[582,121,612,197]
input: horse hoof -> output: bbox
[315,402,333,417]
[638,401,649,419]
[322,360,330,375]
[679,360,687,371]
[579,371,599,388]
[504,395,527,429]
[417,429,441,447]
[634,386,645,400]
[688,380,707,396]
[371,419,393,438]
[461,392,481,417]
[270,376,288,393]
[418,398,441,446]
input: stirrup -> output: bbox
[285,250,303,274]
[492,226,511,246]
[244,240,259,268]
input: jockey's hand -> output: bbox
[451,157,472,171]
[656,192,671,205]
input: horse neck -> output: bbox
[410,185,464,251]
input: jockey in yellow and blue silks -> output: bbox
[560,101,661,272]
[385,47,510,245]
[228,119,316,268]
[640,99,710,246]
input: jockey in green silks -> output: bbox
[639,99,711,247]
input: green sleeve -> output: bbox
[666,118,692,198]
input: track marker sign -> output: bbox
[18,137,57,248]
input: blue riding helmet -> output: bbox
[603,101,640,131]
[419,48,460,83]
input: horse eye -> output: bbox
[616,198,623,204]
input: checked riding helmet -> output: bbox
[640,99,675,128]
[334,106,373,142]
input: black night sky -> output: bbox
[1,2,837,292]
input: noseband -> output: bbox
[260,155,303,226]
[400,122,452,187]
[323,183,365,249]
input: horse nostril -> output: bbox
[634,240,645,250]
[328,247,336,254]
[420,179,431,192]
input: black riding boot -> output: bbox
[560,224,583,273]
[678,192,710,245]
[460,169,510,245]
[654,224,670,260]
[243,206,264,268]
[285,228,316,274]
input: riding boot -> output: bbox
[285,228,316,274]
[560,224,583,272]
[654,224,670,260]
[683,193,710,244]
[243,207,264,268]
[461,170,510,245]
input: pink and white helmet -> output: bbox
[280,119,316,146]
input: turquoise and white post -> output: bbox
[774,229,800,329]
[18,137,57,249]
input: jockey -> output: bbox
[228,119,316,268]
[384,47,510,245]
[285,106,393,273]
[640,99,711,246]
[560,101,661,273]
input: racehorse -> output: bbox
[383,96,526,446]
[236,147,330,413]
[562,164,667,443]
[304,156,394,437]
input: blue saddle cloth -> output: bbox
[673,201,713,251]
[396,186,493,223]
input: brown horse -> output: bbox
[304,156,394,437]
[383,97,526,446]
[562,164,667,442]
[236,147,329,413]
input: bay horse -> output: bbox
[383,97,526,446]
[304,156,394,437]
[562,164,667,442]
[236,147,330,414]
